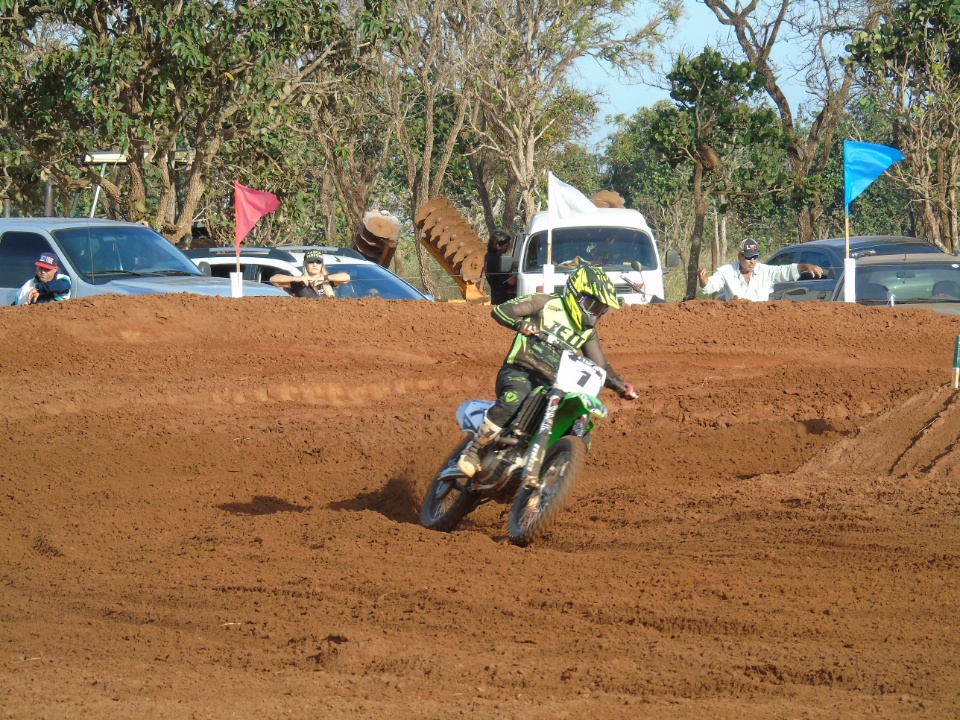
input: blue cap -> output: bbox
[36,252,59,269]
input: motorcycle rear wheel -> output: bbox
[506,436,585,546]
[420,438,481,532]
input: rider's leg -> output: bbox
[456,415,501,477]
[457,365,533,478]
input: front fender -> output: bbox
[549,392,606,445]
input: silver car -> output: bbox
[829,252,960,315]
[0,218,290,304]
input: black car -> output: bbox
[766,236,943,302]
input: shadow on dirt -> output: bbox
[217,495,311,515]
[327,475,421,524]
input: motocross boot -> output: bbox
[456,416,501,478]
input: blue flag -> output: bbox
[844,141,903,214]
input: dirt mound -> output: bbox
[806,386,960,479]
[1,295,959,718]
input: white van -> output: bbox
[513,208,679,304]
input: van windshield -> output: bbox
[523,226,657,272]
[54,225,202,284]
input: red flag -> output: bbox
[234,181,280,251]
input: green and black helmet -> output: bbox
[562,265,621,330]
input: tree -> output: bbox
[603,103,693,265]
[377,0,478,295]
[649,48,782,297]
[0,1,388,242]
[702,0,880,243]
[848,0,960,251]
[466,0,681,227]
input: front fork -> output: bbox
[520,390,562,490]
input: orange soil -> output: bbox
[1,294,958,718]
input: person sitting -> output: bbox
[14,252,72,305]
[269,250,350,298]
[931,280,960,299]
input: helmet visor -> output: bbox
[578,293,610,320]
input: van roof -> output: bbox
[526,207,652,234]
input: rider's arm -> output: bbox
[491,293,552,330]
[582,333,631,396]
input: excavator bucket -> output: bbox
[352,210,400,267]
[415,198,488,301]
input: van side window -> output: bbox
[0,232,55,289]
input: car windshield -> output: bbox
[334,264,427,300]
[854,261,960,303]
[524,226,657,272]
[54,225,202,284]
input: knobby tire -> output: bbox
[420,438,480,532]
[506,436,585,547]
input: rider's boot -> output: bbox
[457,416,501,478]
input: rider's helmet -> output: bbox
[562,265,621,330]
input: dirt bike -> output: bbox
[420,330,609,546]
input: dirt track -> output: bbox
[1,294,959,719]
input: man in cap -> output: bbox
[269,249,350,299]
[14,252,72,305]
[696,238,824,301]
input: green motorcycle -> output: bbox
[420,331,609,546]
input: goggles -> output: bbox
[577,293,610,319]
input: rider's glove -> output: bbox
[618,382,638,400]
[515,319,538,336]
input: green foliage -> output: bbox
[847,0,960,248]
[0,1,384,239]
[602,102,688,208]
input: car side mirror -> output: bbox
[197,261,212,276]
[664,249,680,270]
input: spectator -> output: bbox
[269,249,350,299]
[484,229,517,304]
[14,252,72,305]
[697,238,824,301]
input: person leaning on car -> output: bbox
[14,252,72,305]
[269,249,349,299]
[697,238,824,301]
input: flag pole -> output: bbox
[843,211,856,303]
[842,141,904,303]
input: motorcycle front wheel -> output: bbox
[420,438,481,532]
[506,436,585,547]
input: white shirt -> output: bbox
[700,261,800,301]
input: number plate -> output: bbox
[554,351,606,396]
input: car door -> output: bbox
[768,247,835,301]
[0,230,60,305]
[792,248,837,300]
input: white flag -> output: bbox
[547,172,596,224]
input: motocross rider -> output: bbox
[457,264,639,478]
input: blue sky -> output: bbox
[575,1,809,148]
[573,1,723,146]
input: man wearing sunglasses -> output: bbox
[457,264,637,478]
[696,238,823,301]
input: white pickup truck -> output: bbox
[512,207,679,304]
